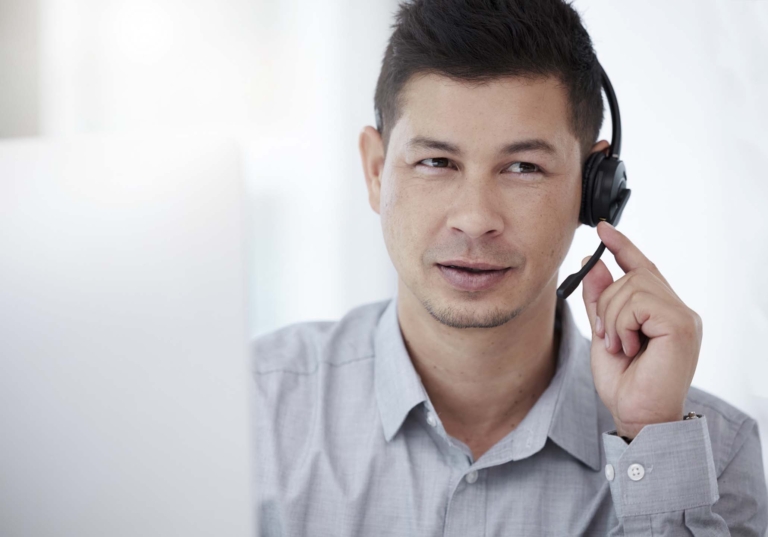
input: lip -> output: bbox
[438,260,509,271]
[437,263,513,292]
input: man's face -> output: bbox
[362,73,587,329]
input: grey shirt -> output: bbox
[251,295,768,536]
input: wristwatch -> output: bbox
[619,411,702,444]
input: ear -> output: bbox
[358,126,386,215]
[589,139,611,157]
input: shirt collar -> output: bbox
[373,293,601,471]
[374,294,428,442]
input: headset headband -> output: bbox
[599,62,622,159]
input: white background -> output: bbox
[1,0,767,520]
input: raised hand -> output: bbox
[581,221,702,440]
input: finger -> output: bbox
[581,255,613,335]
[596,221,673,290]
[614,295,647,358]
[602,280,643,355]
[613,293,697,416]
[603,272,674,355]
[594,271,634,339]
[613,287,683,357]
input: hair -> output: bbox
[373,0,605,164]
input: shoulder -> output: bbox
[250,298,391,376]
[685,385,760,476]
[249,299,392,473]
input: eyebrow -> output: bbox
[405,136,558,157]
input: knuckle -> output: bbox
[675,308,701,341]
[690,309,703,335]
[629,289,647,306]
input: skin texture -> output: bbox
[358,73,701,459]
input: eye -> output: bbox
[416,157,456,170]
[507,162,541,174]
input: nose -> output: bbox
[445,176,505,240]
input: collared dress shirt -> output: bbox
[251,294,768,536]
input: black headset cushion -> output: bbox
[581,151,605,226]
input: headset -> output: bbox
[373,61,630,301]
[557,61,630,299]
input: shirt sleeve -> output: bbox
[601,415,768,535]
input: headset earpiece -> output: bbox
[580,150,606,226]
[580,148,628,228]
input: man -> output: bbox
[252,0,768,535]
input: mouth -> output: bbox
[436,262,513,292]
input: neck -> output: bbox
[397,278,562,460]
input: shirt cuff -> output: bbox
[601,416,719,518]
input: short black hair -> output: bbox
[374,0,604,163]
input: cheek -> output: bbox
[379,180,400,239]
[380,181,416,255]
[550,203,578,264]
[517,187,578,267]
[380,180,441,264]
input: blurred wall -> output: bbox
[30,0,400,332]
[0,0,40,137]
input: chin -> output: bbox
[420,293,524,329]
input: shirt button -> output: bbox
[627,463,645,481]
[426,412,437,427]
[465,470,478,484]
[604,463,615,481]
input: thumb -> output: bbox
[581,255,614,333]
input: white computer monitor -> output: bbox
[0,134,254,537]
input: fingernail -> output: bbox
[622,342,627,355]
[605,332,610,350]
[596,316,602,334]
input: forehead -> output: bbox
[391,73,577,154]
